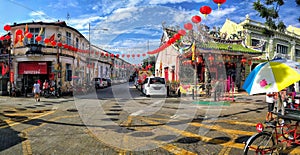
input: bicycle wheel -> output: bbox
[281,119,295,140]
[244,132,275,155]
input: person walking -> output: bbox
[33,80,41,102]
[265,92,277,122]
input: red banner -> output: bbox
[18,62,48,74]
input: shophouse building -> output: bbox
[0,21,132,95]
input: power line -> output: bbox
[8,0,57,22]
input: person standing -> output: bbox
[33,81,41,102]
[265,92,277,122]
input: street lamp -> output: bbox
[87,23,108,83]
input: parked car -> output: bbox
[93,78,108,89]
[142,76,167,97]
[106,78,112,87]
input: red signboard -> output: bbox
[18,62,48,74]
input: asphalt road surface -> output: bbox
[1,82,299,154]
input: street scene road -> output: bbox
[1,82,299,155]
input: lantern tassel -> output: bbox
[218,3,221,10]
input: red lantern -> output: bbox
[0,36,4,41]
[5,35,10,40]
[116,54,119,58]
[137,54,140,57]
[142,53,146,57]
[44,38,50,44]
[184,23,193,30]
[51,41,57,46]
[178,29,186,36]
[191,15,202,24]
[110,53,114,57]
[213,0,226,9]
[132,54,135,58]
[173,33,181,40]
[16,29,23,35]
[127,54,130,58]
[122,54,125,57]
[200,6,212,18]
[241,57,247,64]
[105,53,109,57]
[63,44,69,49]
[35,36,42,42]
[4,25,11,31]
[57,42,63,47]
[26,33,33,39]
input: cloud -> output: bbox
[149,0,208,5]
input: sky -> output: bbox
[0,0,300,64]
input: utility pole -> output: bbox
[88,23,91,84]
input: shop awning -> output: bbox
[18,61,48,74]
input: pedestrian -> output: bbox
[11,82,16,97]
[33,80,41,102]
[265,92,277,122]
[7,81,11,97]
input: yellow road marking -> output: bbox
[21,114,78,155]
[139,117,246,150]
[189,122,256,136]
[1,111,56,129]
[160,144,197,155]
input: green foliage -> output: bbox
[253,0,300,35]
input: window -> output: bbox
[66,32,72,45]
[251,39,260,46]
[277,44,288,54]
[75,38,79,48]
[149,77,165,84]
[66,64,72,81]
[28,28,44,44]
[296,49,300,57]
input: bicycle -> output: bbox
[243,108,300,155]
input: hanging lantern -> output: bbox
[110,53,114,57]
[57,42,63,47]
[105,53,109,57]
[142,53,146,57]
[122,54,125,57]
[213,0,226,9]
[51,41,57,46]
[127,54,130,58]
[116,54,119,58]
[5,35,10,40]
[200,6,212,18]
[184,23,193,30]
[241,57,247,64]
[248,59,252,66]
[44,38,50,44]
[208,54,214,63]
[191,15,202,24]
[4,25,11,31]
[16,29,23,35]
[137,54,140,57]
[26,33,33,39]
[132,54,135,58]
[173,33,181,40]
[63,44,69,49]
[178,29,186,36]
[35,36,42,42]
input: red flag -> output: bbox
[49,33,55,42]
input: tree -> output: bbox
[253,0,300,35]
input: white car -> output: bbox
[142,77,167,97]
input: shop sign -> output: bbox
[18,62,48,74]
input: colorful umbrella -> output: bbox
[243,57,300,95]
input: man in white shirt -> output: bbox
[33,81,41,102]
[265,92,277,122]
